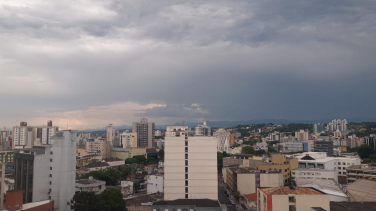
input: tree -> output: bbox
[232,143,240,147]
[241,146,254,154]
[268,147,277,153]
[147,157,158,164]
[358,145,376,159]
[217,152,224,171]
[98,189,127,211]
[70,191,100,211]
[254,149,266,155]
[125,158,137,164]
[132,155,147,164]
[158,149,165,161]
[369,154,376,161]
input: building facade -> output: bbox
[164,126,217,200]
[257,187,330,211]
[14,130,76,211]
[13,121,59,148]
[147,174,164,194]
[295,130,309,141]
[257,154,298,184]
[213,128,231,153]
[132,118,155,147]
[121,131,138,148]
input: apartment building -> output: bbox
[292,168,338,182]
[85,139,111,159]
[295,130,309,141]
[314,141,334,157]
[226,167,283,195]
[132,118,155,147]
[346,165,376,184]
[13,121,59,148]
[120,131,138,148]
[292,152,361,183]
[164,126,217,200]
[14,130,76,211]
[257,154,298,184]
[194,121,211,136]
[257,187,330,211]
[213,128,231,153]
[281,142,303,153]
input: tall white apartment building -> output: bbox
[106,124,120,147]
[120,131,138,148]
[213,128,230,153]
[132,118,155,147]
[15,130,76,211]
[13,121,59,148]
[164,126,218,200]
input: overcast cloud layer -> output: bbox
[1,0,376,129]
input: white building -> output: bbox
[164,126,217,200]
[292,168,338,182]
[281,141,303,153]
[255,140,268,152]
[106,124,120,147]
[75,177,106,194]
[155,130,162,137]
[14,130,76,211]
[85,139,111,159]
[194,121,211,136]
[13,121,59,148]
[120,131,138,148]
[213,128,231,153]
[120,181,134,195]
[291,152,361,179]
[147,174,164,194]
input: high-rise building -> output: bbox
[132,118,155,147]
[106,124,120,147]
[120,131,138,148]
[213,128,230,153]
[314,141,334,157]
[295,130,309,141]
[326,119,348,132]
[14,130,76,211]
[12,121,59,148]
[85,139,111,159]
[313,123,324,134]
[164,126,218,200]
[194,121,211,136]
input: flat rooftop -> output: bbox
[153,199,220,207]
[259,187,324,195]
[76,179,105,185]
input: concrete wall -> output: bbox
[147,175,164,194]
[50,131,76,211]
[271,195,330,211]
[32,148,51,203]
[260,173,284,188]
[164,136,218,200]
[237,174,256,195]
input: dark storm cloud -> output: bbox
[0,0,375,128]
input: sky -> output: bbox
[1,0,376,130]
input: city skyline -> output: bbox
[1,0,376,130]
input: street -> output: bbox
[218,175,244,211]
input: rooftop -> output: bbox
[347,165,376,171]
[296,178,347,197]
[259,187,325,195]
[21,200,52,209]
[86,162,110,168]
[245,193,257,201]
[229,167,279,174]
[76,178,105,185]
[125,193,163,206]
[330,202,376,211]
[105,157,123,162]
[153,199,220,207]
[346,179,376,201]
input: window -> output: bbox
[185,141,188,146]
[185,194,188,199]
[289,205,296,211]
[185,174,188,179]
[49,174,52,177]
[185,160,188,165]
[185,154,188,159]
[185,147,188,152]
[185,167,188,173]
[338,162,341,165]
[288,196,295,202]
[50,159,53,162]
[338,167,341,170]
[185,187,188,193]
[50,167,52,170]
[185,181,188,186]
